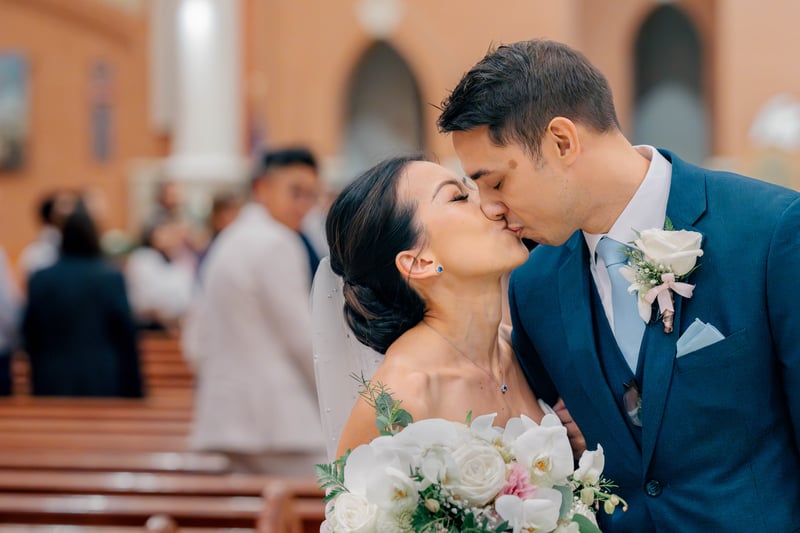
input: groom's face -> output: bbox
[452,126,577,246]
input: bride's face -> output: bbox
[397,161,529,276]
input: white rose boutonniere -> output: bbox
[620,219,703,333]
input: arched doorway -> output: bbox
[633,5,709,165]
[341,42,424,183]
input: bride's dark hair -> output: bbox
[326,155,426,354]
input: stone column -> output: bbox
[166,0,246,183]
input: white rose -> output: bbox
[445,440,508,507]
[330,492,378,533]
[634,228,703,276]
[573,444,605,486]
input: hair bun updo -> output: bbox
[326,156,426,354]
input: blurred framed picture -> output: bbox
[0,53,27,171]
[90,61,113,162]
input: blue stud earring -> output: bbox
[435,265,444,274]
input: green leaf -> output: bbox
[554,484,573,519]
[573,513,603,533]
[375,391,394,412]
[394,409,413,428]
[465,410,473,425]
[664,217,675,231]
[351,374,415,436]
[315,457,348,503]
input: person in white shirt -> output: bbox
[19,191,75,280]
[183,147,325,476]
[125,219,196,332]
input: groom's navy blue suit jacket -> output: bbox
[509,150,800,532]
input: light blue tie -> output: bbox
[596,237,645,372]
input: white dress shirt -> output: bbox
[19,226,60,279]
[183,203,324,454]
[125,247,195,323]
[583,146,672,330]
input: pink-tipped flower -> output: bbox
[500,462,538,500]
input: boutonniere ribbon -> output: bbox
[620,219,703,333]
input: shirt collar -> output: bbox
[583,145,672,261]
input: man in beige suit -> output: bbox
[183,148,325,476]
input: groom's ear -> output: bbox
[396,250,439,280]
[545,117,580,165]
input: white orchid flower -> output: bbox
[495,488,562,533]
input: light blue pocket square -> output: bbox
[676,318,725,358]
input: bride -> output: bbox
[315,155,582,458]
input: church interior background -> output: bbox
[1,0,799,272]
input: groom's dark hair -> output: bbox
[326,155,426,354]
[437,39,620,160]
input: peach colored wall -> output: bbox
[250,0,800,174]
[0,0,162,269]
[4,0,800,273]
[577,0,716,141]
[246,0,582,167]
[714,0,800,158]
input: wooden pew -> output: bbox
[0,493,262,528]
[0,525,233,533]
[0,397,193,421]
[0,470,268,496]
[259,480,325,533]
[12,331,194,397]
[0,418,191,435]
[0,450,229,475]
[0,473,325,531]
[0,399,194,452]
[0,333,326,532]
[0,432,190,452]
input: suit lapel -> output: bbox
[557,235,640,466]
[640,294,681,470]
[640,150,708,471]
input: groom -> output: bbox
[438,39,800,531]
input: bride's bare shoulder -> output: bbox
[335,343,437,457]
[372,348,435,415]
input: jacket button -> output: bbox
[645,479,662,497]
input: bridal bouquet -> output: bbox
[317,378,625,533]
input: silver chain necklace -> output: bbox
[422,320,508,394]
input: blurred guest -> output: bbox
[144,179,183,231]
[209,191,242,238]
[196,191,242,270]
[0,246,20,396]
[183,147,324,476]
[257,148,322,282]
[18,191,75,279]
[126,219,196,332]
[22,203,143,397]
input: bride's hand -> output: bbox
[553,397,587,459]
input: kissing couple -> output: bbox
[313,39,800,532]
